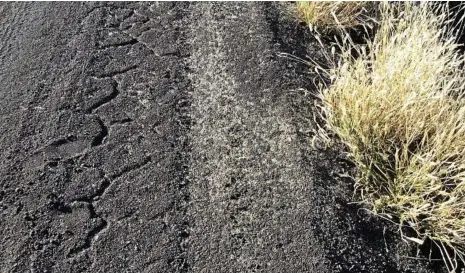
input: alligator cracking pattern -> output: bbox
[59,7,144,261]
[60,3,186,266]
[0,3,192,272]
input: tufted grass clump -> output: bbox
[316,2,465,271]
[296,1,374,33]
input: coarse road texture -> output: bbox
[0,2,448,273]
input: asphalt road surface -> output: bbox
[0,2,448,273]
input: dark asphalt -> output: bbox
[0,2,447,273]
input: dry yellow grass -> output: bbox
[315,2,465,271]
[296,1,374,32]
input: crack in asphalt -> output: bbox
[66,155,152,259]
[90,117,108,147]
[72,177,110,203]
[108,155,152,180]
[1,3,195,272]
[97,65,138,79]
[67,202,108,258]
[49,135,78,147]
[85,80,119,114]
[109,117,133,126]
[62,13,146,260]
[98,38,138,50]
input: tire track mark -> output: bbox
[187,3,328,272]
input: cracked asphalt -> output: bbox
[0,2,448,273]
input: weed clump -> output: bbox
[315,2,465,271]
